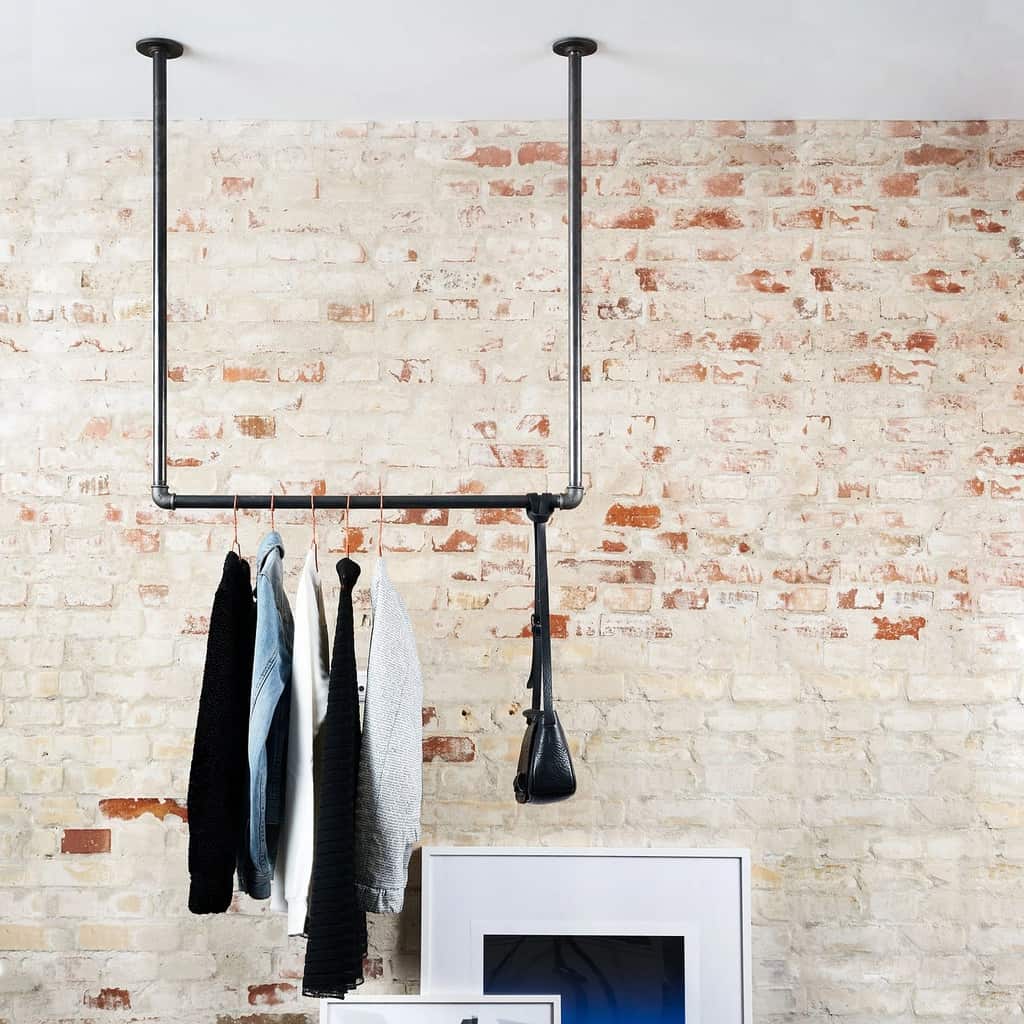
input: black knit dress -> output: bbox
[302,557,367,996]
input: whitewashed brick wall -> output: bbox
[2,117,1024,1022]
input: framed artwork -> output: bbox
[320,994,560,1024]
[421,848,752,1024]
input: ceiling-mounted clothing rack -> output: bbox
[135,36,598,520]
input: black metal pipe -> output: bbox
[152,49,167,493]
[167,492,535,511]
[137,38,183,497]
[552,37,596,510]
[566,48,583,493]
[140,36,596,517]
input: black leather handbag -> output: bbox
[514,500,577,804]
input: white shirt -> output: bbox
[271,547,330,933]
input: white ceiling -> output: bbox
[3,0,1023,121]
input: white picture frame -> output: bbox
[421,847,752,1024]
[320,994,560,1024]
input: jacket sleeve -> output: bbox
[187,576,239,913]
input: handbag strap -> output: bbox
[527,494,555,719]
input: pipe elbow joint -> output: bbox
[151,484,175,510]
[558,485,585,511]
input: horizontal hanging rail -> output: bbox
[136,36,597,515]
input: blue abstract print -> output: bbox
[483,934,685,1024]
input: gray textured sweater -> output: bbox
[353,557,423,913]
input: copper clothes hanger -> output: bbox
[231,494,241,556]
[344,494,352,559]
[309,494,318,572]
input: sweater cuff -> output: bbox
[355,881,406,915]
[237,863,272,901]
[287,899,308,936]
[188,871,234,914]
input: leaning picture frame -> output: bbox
[421,847,753,1024]
[319,993,561,1024]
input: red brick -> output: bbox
[904,144,972,166]
[557,559,656,585]
[710,120,746,137]
[949,208,1005,233]
[387,358,432,384]
[605,503,662,528]
[61,828,110,854]
[248,983,295,1006]
[873,615,926,640]
[837,588,884,610]
[489,179,535,197]
[433,299,479,320]
[122,528,160,554]
[773,206,825,229]
[991,148,1024,167]
[663,588,709,610]
[182,614,209,636]
[674,207,746,230]
[517,613,569,639]
[81,417,111,440]
[278,361,325,383]
[223,365,270,383]
[660,363,708,383]
[432,530,477,553]
[518,141,617,166]
[475,445,547,468]
[422,736,476,763]
[836,364,883,384]
[475,508,526,525]
[811,267,837,292]
[704,172,744,197]
[880,172,919,197]
[396,508,449,526]
[84,988,131,1010]
[659,531,689,552]
[458,146,512,167]
[905,331,937,352]
[422,706,437,727]
[327,302,373,322]
[98,798,187,822]
[517,414,549,437]
[912,269,964,294]
[597,297,642,320]
[730,331,761,352]
[838,481,871,499]
[234,415,276,438]
[737,269,788,294]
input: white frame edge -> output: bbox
[319,993,562,1024]
[421,846,753,1024]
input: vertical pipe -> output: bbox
[566,48,583,495]
[552,37,595,509]
[137,38,182,508]
[152,49,168,494]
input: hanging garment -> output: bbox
[186,550,257,913]
[302,556,367,996]
[271,547,331,933]
[353,557,423,914]
[238,530,294,900]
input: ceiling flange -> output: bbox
[553,37,598,57]
[135,37,185,59]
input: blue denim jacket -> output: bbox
[238,530,294,899]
